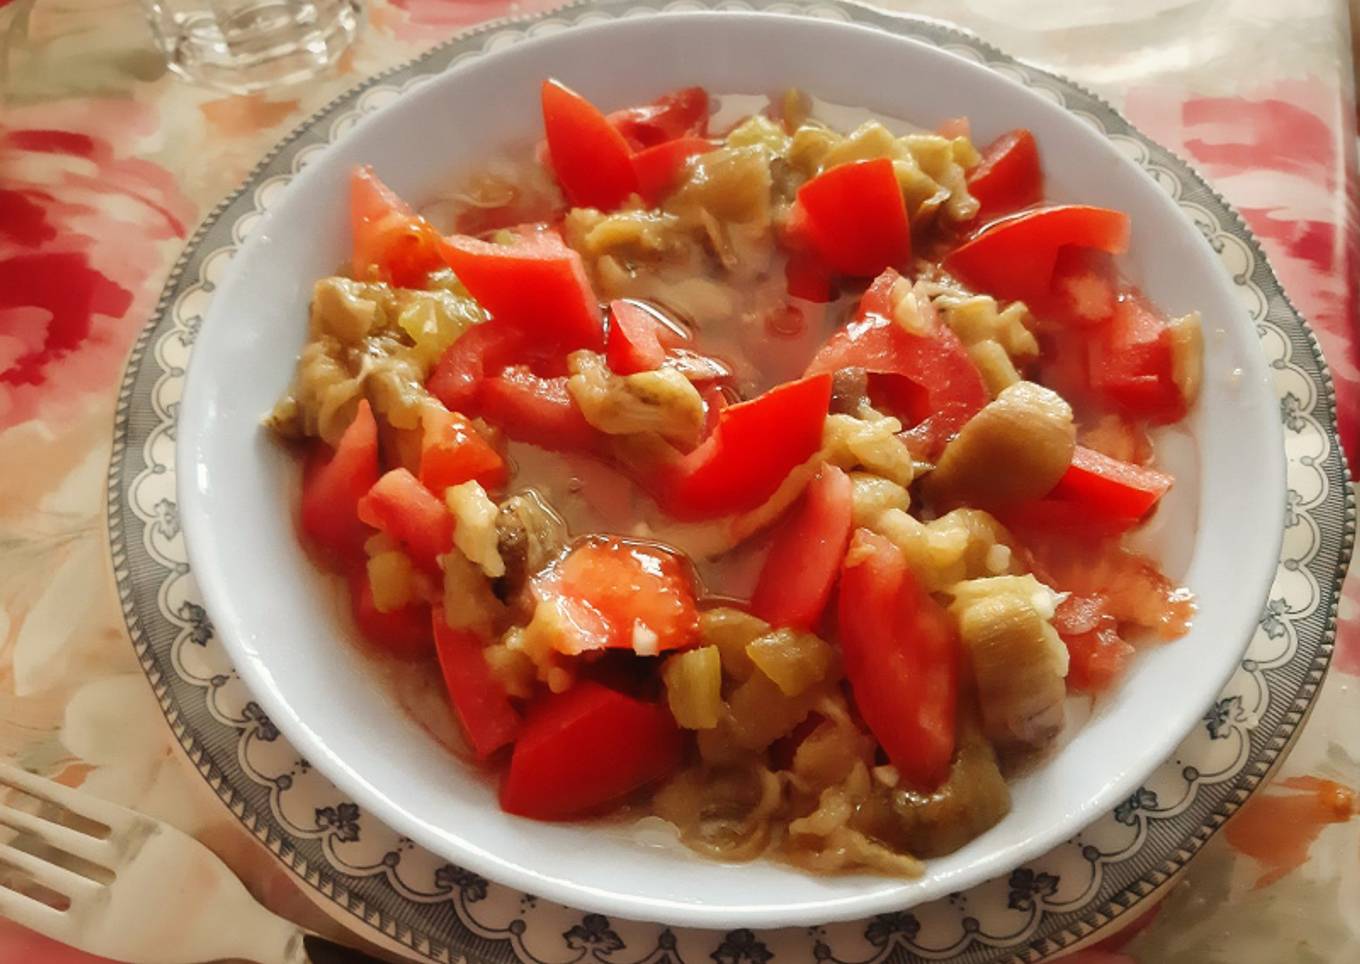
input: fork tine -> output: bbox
[0,764,115,831]
[0,840,102,900]
[0,880,68,934]
[0,803,111,868]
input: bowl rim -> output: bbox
[175,7,1289,929]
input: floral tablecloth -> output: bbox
[2,0,1358,961]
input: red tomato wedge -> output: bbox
[499,681,684,819]
[439,232,604,353]
[418,405,507,495]
[791,157,911,278]
[651,373,832,521]
[607,86,710,150]
[541,79,638,211]
[356,468,454,573]
[478,367,600,453]
[605,299,684,375]
[944,205,1131,305]
[1049,445,1173,527]
[534,537,699,655]
[966,128,1042,219]
[807,268,988,434]
[750,464,853,631]
[350,166,444,288]
[632,137,714,206]
[427,321,528,413]
[299,400,379,567]
[432,608,519,760]
[838,529,960,792]
[1088,291,1185,423]
[348,569,433,659]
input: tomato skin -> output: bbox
[791,158,911,277]
[966,128,1042,219]
[350,166,445,288]
[499,681,684,820]
[605,299,682,375]
[631,137,714,206]
[540,79,638,210]
[300,400,380,567]
[418,405,507,495]
[750,464,854,631]
[538,537,700,655]
[349,569,434,659]
[649,373,832,521]
[1088,291,1185,423]
[438,232,604,354]
[1048,445,1173,527]
[944,205,1131,305]
[807,268,988,435]
[607,86,710,150]
[837,529,959,792]
[478,367,600,453]
[356,468,454,573]
[432,608,519,759]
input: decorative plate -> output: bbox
[106,1,1354,961]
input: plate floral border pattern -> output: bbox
[105,1,1355,961]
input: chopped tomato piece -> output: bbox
[300,400,380,566]
[650,373,832,520]
[1041,246,1117,327]
[348,569,433,659]
[944,205,1130,304]
[418,405,507,495]
[936,116,971,139]
[1049,445,1173,527]
[356,468,454,573]
[784,251,833,303]
[478,367,600,453]
[966,128,1042,219]
[432,608,519,759]
[838,529,959,792]
[427,321,528,413]
[632,137,714,206]
[750,464,854,631]
[605,299,683,375]
[807,268,988,433]
[791,157,911,277]
[607,86,710,150]
[1088,291,1185,423]
[350,166,444,288]
[537,537,699,655]
[999,498,1133,540]
[1052,594,1134,693]
[439,232,604,353]
[500,681,683,819]
[540,78,637,210]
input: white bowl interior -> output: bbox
[178,12,1285,928]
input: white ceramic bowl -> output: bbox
[178,11,1285,929]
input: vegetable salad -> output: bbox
[268,81,1200,875]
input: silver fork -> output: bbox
[0,762,390,964]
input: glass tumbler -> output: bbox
[140,0,362,94]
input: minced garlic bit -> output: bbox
[632,620,661,657]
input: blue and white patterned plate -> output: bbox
[107,1,1353,960]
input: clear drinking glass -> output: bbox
[140,0,362,94]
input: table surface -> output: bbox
[2,1,1358,961]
